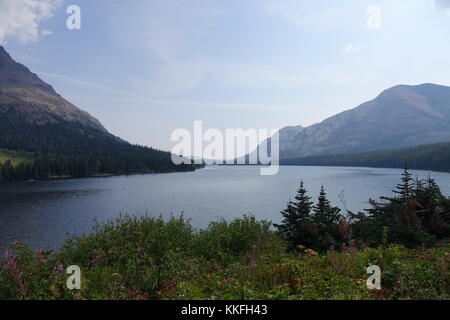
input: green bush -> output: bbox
[0,215,449,300]
[194,215,285,265]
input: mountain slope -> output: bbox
[0,46,105,132]
[276,83,450,159]
[0,46,197,180]
[281,141,450,172]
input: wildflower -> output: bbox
[4,249,16,261]
[3,249,28,298]
[53,263,63,274]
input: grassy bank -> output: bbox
[0,215,448,300]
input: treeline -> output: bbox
[0,153,197,181]
[281,141,450,172]
[0,109,199,181]
[276,164,450,251]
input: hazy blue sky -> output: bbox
[2,0,450,151]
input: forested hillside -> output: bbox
[0,110,198,180]
[0,46,199,181]
[281,141,450,172]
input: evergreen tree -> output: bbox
[392,161,413,203]
[353,167,440,248]
[413,176,450,239]
[275,181,315,249]
[312,186,342,251]
[275,201,298,240]
[313,186,341,227]
[0,111,202,181]
[294,181,314,223]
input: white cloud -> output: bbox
[341,43,368,53]
[41,29,53,36]
[0,0,62,44]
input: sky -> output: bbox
[2,0,450,154]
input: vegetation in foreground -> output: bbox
[275,165,450,252]
[0,166,449,300]
[0,215,448,300]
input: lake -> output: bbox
[1,165,450,252]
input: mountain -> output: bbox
[0,46,198,180]
[281,141,450,172]
[275,83,450,159]
[0,46,105,132]
[277,125,305,152]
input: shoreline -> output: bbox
[0,166,205,183]
[219,163,450,174]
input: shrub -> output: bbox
[0,215,448,300]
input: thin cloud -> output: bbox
[65,96,295,111]
[107,0,224,96]
[432,0,450,8]
[212,65,309,88]
[212,64,354,87]
[341,44,368,53]
[431,0,450,15]
[256,0,357,29]
[37,72,139,98]
[41,30,53,36]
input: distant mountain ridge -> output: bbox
[274,83,450,159]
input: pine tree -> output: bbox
[392,161,413,203]
[312,185,342,251]
[414,176,449,238]
[275,181,315,249]
[275,200,298,239]
[354,168,440,248]
[313,185,341,227]
[423,177,444,209]
[294,181,314,223]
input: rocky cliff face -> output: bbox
[275,83,450,159]
[0,45,106,132]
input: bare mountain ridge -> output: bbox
[276,83,450,159]
[0,46,106,132]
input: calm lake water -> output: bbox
[1,165,450,252]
